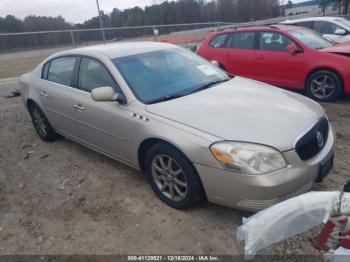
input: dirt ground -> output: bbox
[0,79,248,255]
[0,78,350,257]
[0,47,74,79]
[0,56,46,79]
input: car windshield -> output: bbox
[289,28,334,49]
[335,18,350,28]
[113,48,229,104]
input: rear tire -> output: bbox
[145,143,205,210]
[306,70,343,102]
[28,103,59,142]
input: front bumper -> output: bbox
[195,126,335,211]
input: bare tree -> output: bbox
[319,0,327,16]
[344,0,350,15]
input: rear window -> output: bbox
[226,32,255,49]
[47,57,76,86]
[209,34,228,48]
[42,62,50,79]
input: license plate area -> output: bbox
[315,152,334,183]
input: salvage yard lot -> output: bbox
[0,78,350,255]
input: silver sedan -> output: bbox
[20,42,335,211]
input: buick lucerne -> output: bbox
[20,42,335,211]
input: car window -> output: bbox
[294,21,314,29]
[289,28,334,49]
[78,57,116,92]
[209,34,228,48]
[335,18,350,28]
[259,32,294,52]
[113,48,228,104]
[226,32,255,49]
[314,21,343,35]
[42,62,50,79]
[47,57,76,86]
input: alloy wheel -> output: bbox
[32,107,48,137]
[151,154,188,202]
[310,74,336,100]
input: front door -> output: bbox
[254,31,307,89]
[70,57,133,163]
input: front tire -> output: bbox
[145,143,205,210]
[28,103,59,142]
[306,70,343,102]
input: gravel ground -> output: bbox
[0,80,248,255]
[0,79,349,258]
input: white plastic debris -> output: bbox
[56,179,69,191]
[237,191,350,259]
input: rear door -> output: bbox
[70,56,133,162]
[221,31,257,78]
[199,33,229,68]
[254,31,306,88]
[40,56,79,138]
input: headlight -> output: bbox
[210,142,287,175]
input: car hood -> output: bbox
[145,77,324,151]
[321,42,350,56]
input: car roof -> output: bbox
[217,24,301,33]
[282,16,344,23]
[56,41,176,59]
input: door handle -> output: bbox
[256,55,265,60]
[73,104,85,111]
[39,91,48,97]
[223,52,230,57]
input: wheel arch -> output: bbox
[26,98,37,111]
[305,67,344,90]
[138,137,208,202]
[138,137,189,173]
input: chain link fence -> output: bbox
[0,22,230,53]
[1,10,346,54]
[0,13,345,78]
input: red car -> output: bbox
[197,25,350,102]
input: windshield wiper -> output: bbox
[189,79,230,95]
[147,78,230,104]
[147,93,188,104]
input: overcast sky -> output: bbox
[0,0,307,24]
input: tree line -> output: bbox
[1,0,282,34]
[0,0,336,52]
[317,0,350,15]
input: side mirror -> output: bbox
[91,86,118,102]
[211,60,220,67]
[335,28,346,35]
[286,44,301,54]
